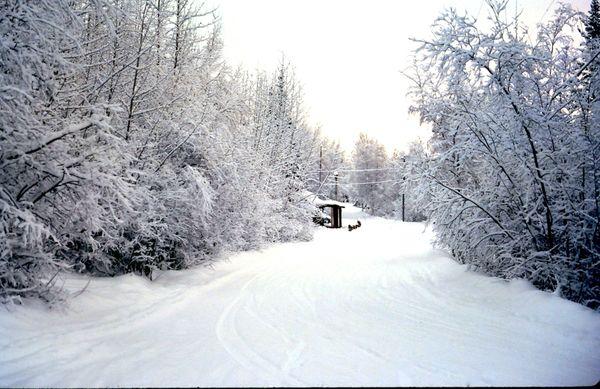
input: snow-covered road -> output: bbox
[1,205,599,387]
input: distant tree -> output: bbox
[350,133,393,215]
[308,132,348,200]
[389,142,429,222]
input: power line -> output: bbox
[308,167,398,173]
[322,179,403,186]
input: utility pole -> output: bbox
[319,146,323,187]
[334,171,339,201]
[402,192,405,222]
[402,156,406,222]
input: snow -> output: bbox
[1,204,599,387]
[303,190,347,208]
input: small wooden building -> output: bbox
[318,203,345,228]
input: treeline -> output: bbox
[0,0,337,304]
[405,1,600,309]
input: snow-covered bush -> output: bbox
[0,0,137,303]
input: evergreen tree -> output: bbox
[585,0,600,40]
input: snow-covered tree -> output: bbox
[388,142,429,222]
[307,132,347,200]
[407,1,600,308]
[349,133,395,216]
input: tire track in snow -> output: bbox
[215,272,306,386]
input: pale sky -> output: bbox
[208,0,590,153]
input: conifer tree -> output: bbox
[585,0,600,40]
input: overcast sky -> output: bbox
[208,0,590,153]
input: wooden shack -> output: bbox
[318,203,344,228]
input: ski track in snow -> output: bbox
[1,204,599,387]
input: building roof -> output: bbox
[318,203,345,209]
[302,190,347,208]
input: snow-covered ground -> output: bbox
[1,204,599,387]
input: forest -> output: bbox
[1,0,599,311]
[0,0,347,304]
